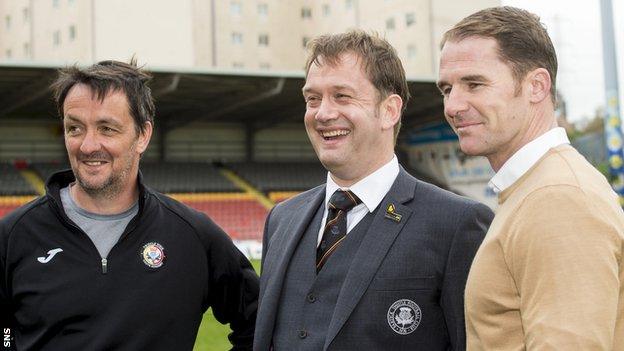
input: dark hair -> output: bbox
[441,6,558,103]
[51,58,155,134]
[305,30,410,140]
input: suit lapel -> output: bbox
[258,185,325,345]
[324,169,416,350]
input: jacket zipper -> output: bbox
[49,189,144,276]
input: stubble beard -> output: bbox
[73,142,138,201]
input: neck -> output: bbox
[70,178,139,215]
[330,152,394,187]
[489,107,557,172]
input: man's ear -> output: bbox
[526,68,551,104]
[136,121,153,154]
[380,94,403,131]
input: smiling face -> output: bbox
[438,37,533,170]
[303,52,400,186]
[63,83,151,199]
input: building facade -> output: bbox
[0,0,499,76]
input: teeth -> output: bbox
[85,161,104,166]
[321,130,350,138]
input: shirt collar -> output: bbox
[325,155,400,212]
[489,127,570,194]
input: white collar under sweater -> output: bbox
[489,127,570,194]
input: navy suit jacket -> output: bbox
[254,168,494,350]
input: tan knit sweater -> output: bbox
[465,144,624,350]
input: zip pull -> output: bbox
[101,258,108,274]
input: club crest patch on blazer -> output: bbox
[387,299,421,335]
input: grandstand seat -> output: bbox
[0,163,38,196]
[141,162,239,193]
[174,194,267,240]
[30,161,70,183]
[228,162,326,193]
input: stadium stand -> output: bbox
[171,193,268,240]
[228,162,326,192]
[31,161,70,183]
[0,162,37,196]
[141,162,239,193]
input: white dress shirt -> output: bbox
[317,155,400,246]
[489,127,570,194]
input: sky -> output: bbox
[503,0,624,124]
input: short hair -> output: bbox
[51,58,155,134]
[305,30,410,140]
[441,6,558,104]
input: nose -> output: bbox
[315,98,339,123]
[79,129,102,155]
[444,88,469,120]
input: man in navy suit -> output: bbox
[254,30,493,351]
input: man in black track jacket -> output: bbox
[0,60,258,350]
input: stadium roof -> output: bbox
[0,62,444,134]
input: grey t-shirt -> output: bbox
[60,185,138,258]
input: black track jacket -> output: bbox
[0,170,258,350]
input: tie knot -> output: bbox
[329,190,362,212]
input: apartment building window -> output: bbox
[407,44,417,59]
[345,0,353,10]
[386,18,395,30]
[232,62,244,68]
[259,62,271,70]
[23,8,29,23]
[53,30,61,46]
[322,4,330,17]
[69,25,76,41]
[231,32,243,44]
[301,7,312,19]
[5,15,10,30]
[406,13,415,26]
[23,42,30,56]
[230,1,242,15]
[5,49,11,59]
[53,0,59,8]
[258,3,268,17]
[302,36,310,48]
[258,34,269,46]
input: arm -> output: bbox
[260,206,275,276]
[204,220,260,351]
[509,186,621,349]
[441,202,494,350]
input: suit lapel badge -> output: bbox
[384,203,402,222]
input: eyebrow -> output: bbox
[302,84,356,95]
[64,114,124,128]
[436,74,489,91]
[461,74,488,83]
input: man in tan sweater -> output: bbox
[437,6,624,350]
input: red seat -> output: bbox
[182,198,268,240]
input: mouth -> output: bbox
[80,160,109,167]
[319,129,350,141]
[455,122,482,132]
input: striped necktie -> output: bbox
[316,189,362,272]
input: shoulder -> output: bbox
[501,184,623,263]
[0,196,49,260]
[410,174,493,217]
[269,184,324,218]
